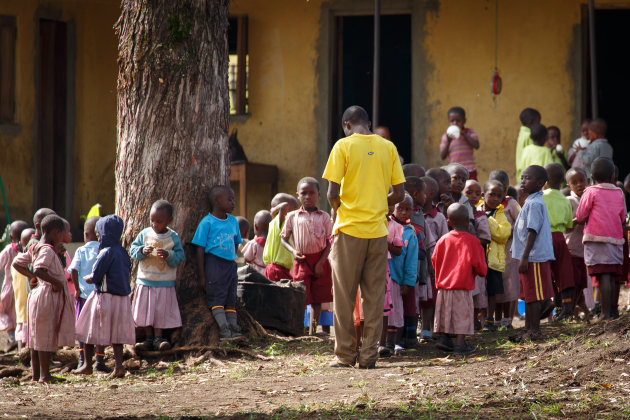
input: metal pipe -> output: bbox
[588,0,598,118]
[372,0,380,126]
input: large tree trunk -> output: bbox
[115,0,252,346]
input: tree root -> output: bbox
[0,367,24,378]
[135,345,272,361]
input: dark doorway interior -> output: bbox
[331,14,411,162]
[585,10,630,181]
[37,19,68,216]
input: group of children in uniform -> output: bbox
[0,104,625,383]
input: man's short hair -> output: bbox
[342,105,370,126]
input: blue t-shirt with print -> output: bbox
[67,241,99,299]
[192,214,242,261]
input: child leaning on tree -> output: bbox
[193,185,244,341]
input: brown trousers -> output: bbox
[330,232,387,366]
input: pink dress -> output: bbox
[352,218,402,324]
[13,244,76,352]
[76,292,135,345]
[0,243,18,330]
[386,219,404,314]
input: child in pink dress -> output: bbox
[0,221,29,342]
[12,215,76,383]
[75,215,135,378]
[576,158,626,321]
[130,200,185,352]
[242,210,272,274]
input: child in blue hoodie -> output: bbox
[74,215,135,379]
[385,194,419,354]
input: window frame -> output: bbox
[0,15,16,124]
[228,15,248,116]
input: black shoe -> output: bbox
[94,362,112,373]
[553,308,572,322]
[592,302,601,316]
[378,346,392,358]
[135,338,154,351]
[435,336,454,352]
[540,299,555,319]
[153,337,171,351]
[611,307,620,319]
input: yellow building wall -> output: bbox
[228,0,324,222]
[421,0,583,184]
[0,0,118,231]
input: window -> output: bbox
[0,16,16,123]
[228,16,248,115]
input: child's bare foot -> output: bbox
[38,375,65,384]
[72,364,93,375]
[108,368,125,379]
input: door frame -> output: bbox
[32,7,75,218]
[315,0,434,179]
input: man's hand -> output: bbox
[401,285,409,296]
[293,250,306,261]
[29,278,38,288]
[142,246,154,256]
[74,289,81,301]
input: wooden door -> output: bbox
[37,19,67,215]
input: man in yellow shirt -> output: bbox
[323,105,405,368]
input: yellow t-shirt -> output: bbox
[11,265,28,323]
[515,126,532,180]
[262,215,294,269]
[322,133,405,239]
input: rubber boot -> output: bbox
[77,347,85,369]
[385,327,396,352]
[225,310,244,340]
[212,308,232,340]
[404,316,419,348]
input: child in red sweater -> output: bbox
[432,203,487,354]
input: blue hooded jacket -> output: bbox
[90,215,132,296]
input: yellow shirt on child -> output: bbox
[515,126,532,180]
[542,188,573,233]
[323,133,405,239]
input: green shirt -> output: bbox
[515,126,532,180]
[542,188,573,233]
[262,215,294,270]
[518,144,554,180]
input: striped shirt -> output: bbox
[440,128,478,172]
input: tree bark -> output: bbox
[115,0,247,346]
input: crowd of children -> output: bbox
[0,104,626,382]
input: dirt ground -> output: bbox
[2,307,630,419]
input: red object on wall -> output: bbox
[490,70,502,95]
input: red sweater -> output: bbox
[431,230,487,290]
